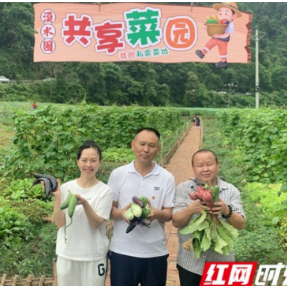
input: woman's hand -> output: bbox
[74,194,88,205]
[42,178,61,197]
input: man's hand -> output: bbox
[147,199,165,222]
[121,203,132,223]
[147,205,158,222]
[188,199,210,215]
[210,199,228,215]
[147,199,172,223]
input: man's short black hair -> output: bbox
[191,149,218,166]
[135,127,161,140]
[77,140,102,160]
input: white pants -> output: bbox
[57,256,107,286]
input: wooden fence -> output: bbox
[0,263,57,286]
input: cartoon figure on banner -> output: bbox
[195,2,242,68]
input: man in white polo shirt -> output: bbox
[107,127,176,286]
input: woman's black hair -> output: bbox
[191,149,218,167]
[77,140,102,160]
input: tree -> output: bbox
[77,63,107,104]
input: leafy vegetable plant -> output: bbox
[180,184,238,258]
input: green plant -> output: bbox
[103,148,134,163]
[0,105,182,182]
[216,108,287,183]
[234,228,286,265]
[0,223,57,277]
[0,206,35,246]
[202,112,287,265]
[2,178,49,202]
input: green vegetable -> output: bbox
[200,229,211,252]
[211,186,220,203]
[52,191,73,222]
[125,197,152,233]
[141,205,151,219]
[131,202,142,218]
[68,195,78,218]
[125,208,135,221]
[64,194,78,243]
[139,196,148,207]
[206,19,218,24]
[219,218,239,239]
[180,210,238,258]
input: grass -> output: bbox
[0,102,32,112]
[0,123,14,148]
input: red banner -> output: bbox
[200,262,257,286]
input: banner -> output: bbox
[34,2,253,66]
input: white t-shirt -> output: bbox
[107,161,176,258]
[56,180,113,261]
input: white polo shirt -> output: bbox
[108,161,176,258]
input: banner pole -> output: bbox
[255,29,259,109]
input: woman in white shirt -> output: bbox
[50,140,113,286]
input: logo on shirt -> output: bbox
[154,186,160,190]
[200,262,257,286]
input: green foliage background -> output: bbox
[216,108,287,183]
[0,105,182,181]
[203,111,287,268]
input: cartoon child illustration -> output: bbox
[195,2,242,68]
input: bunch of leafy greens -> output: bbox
[180,210,238,258]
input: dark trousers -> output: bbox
[177,264,202,286]
[109,251,168,286]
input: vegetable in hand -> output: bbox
[52,190,73,222]
[131,202,142,218]
[132,196,144,207]
[125,196,152,233]
[30,173,58,196]
[180,210,238,258]
[141,205,152,219]
[125,208,135,221]
[64,194,78,243]
[182,184,238,258]
[189,184,219,208]
[66,195,78,226]
[139,196,148,206]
